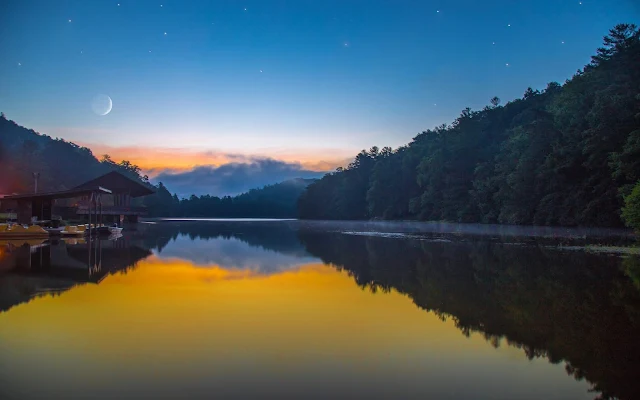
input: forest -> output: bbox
[298,24,640,228]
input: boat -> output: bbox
[95,224,123,235]
[60,225,88,237]
[0,224,49,238]
[107,232,123,241]
[44,227,65,235]
[61,237,87,245]
[0,238,48,248]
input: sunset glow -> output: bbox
[83,143,352,175]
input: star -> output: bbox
[80,50,83,54]
[492,42,496,45]
[68,19,72,23]
[160,4,163,7]
[164,32,167,35]
[344,42,349,47]
[18,62,21,66]
[506,63,510,67]
[579,1,582,4]
[436,10,440,13]
[244,7,247,11]
[149,50,152,53]
[259,69,263,73]
[561,41,565,44]
[507,24,511,27]
[117,3,120,6]
[434,103,437,106]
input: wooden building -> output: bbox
[71,171,155,223]
[1,171,155,224]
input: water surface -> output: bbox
[1,220,638,399]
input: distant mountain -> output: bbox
[152,160,325,198]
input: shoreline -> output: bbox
[144,218,637,247]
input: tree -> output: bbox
[622,181,640,232]
[591,23,639,67]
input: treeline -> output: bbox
[145,178,315,218]
[298,24,640,228]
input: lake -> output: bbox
[1,220,638,400]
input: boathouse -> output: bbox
[1,171,155,225]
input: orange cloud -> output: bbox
[81,143,352,174]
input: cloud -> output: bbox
[66,141,352,195]
[76,143,246,171]
[76,142,352,173]
[153,158,326,197]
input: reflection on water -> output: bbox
[0,237,152,313]
[0,220,638,400]
[152,221,317,273]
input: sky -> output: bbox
[0,0,638,195]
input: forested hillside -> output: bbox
[0,114,150,193]
[298,24,640,228]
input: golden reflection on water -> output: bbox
[0,255,590,399]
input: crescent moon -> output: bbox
[92,94,113,116]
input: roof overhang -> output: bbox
[73,171,155,197]
[3,186,112,201]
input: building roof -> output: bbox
[74,171,155,198]
[2,186,112,200]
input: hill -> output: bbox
[0,114,151,194]
[298,24,640,227]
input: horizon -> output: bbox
[1,0,638,195]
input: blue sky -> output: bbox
[0,0,638,195]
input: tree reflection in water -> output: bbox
[0,236,152,313]
[297,231,640,400]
